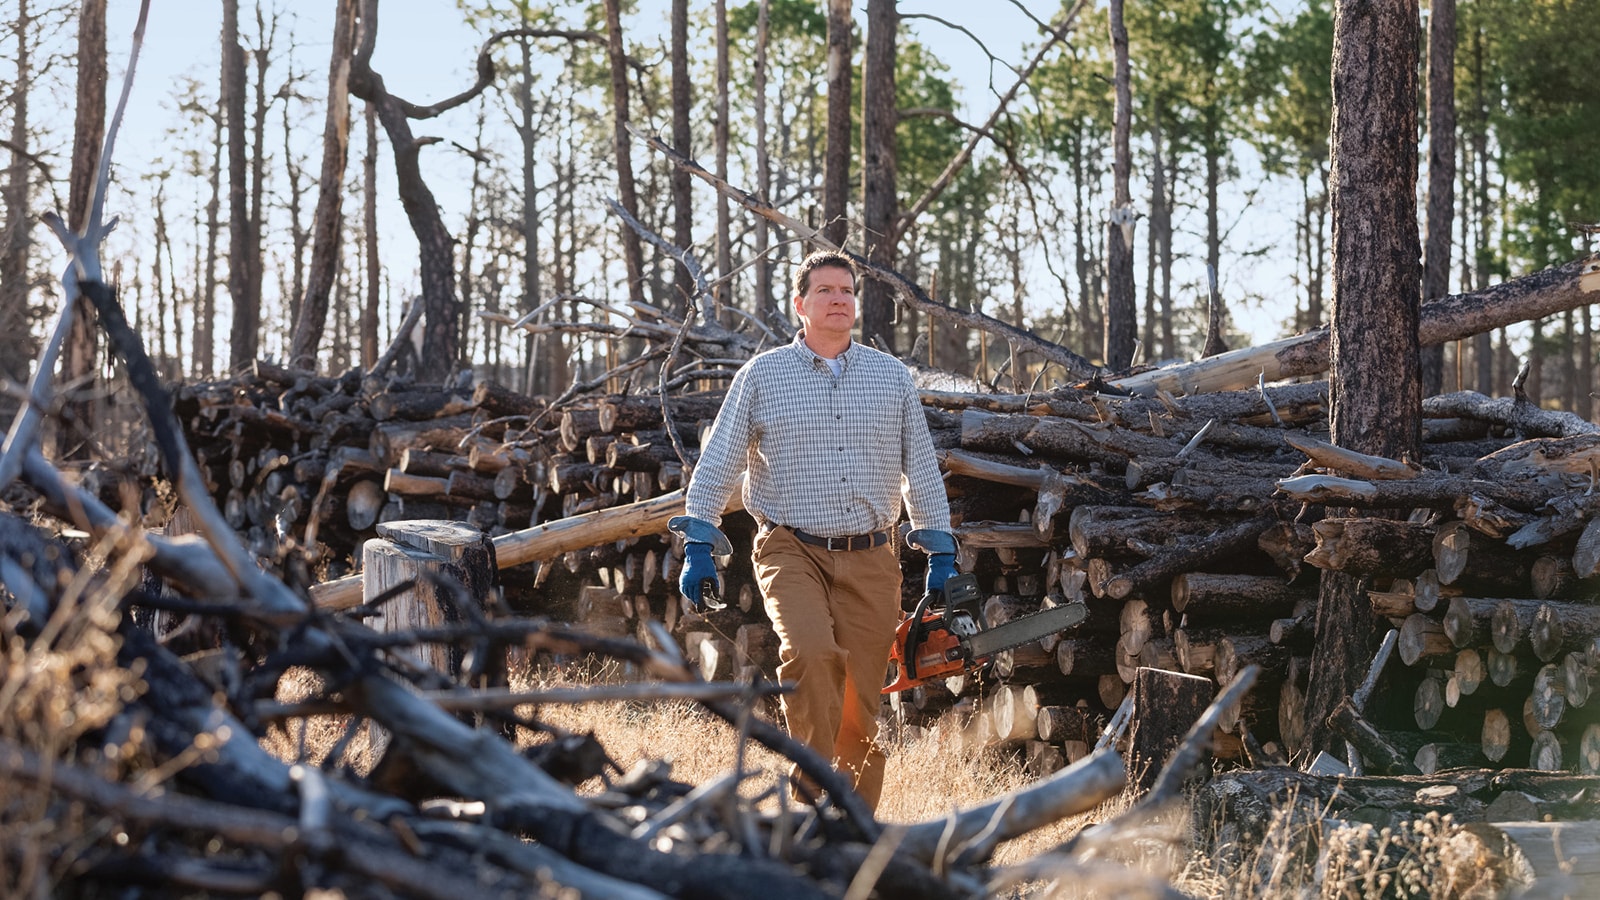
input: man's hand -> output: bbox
[925,552,958,597]
[679,542,722,610]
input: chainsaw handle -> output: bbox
[699,578,726,611]
[900,586,943,682]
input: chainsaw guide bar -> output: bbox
[882,573,1089,693]
[960,600,1089,659]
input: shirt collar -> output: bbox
[792,330,852,372]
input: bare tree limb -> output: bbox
[605,198,706,472]
[897,0,1087,232]
[629,123,1101,381]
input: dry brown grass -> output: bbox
[1,532,145,899]
[483,660,1479,899]
[11,639,1473,900]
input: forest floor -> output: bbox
[262,658,1472,900]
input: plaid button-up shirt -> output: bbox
[684,332,951,538]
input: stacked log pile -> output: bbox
[175,363,1600,778]
[172,362,725,591]
[903,380,1600,779]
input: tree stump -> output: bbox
[1128,666,1214,791]
[363,519,499,677]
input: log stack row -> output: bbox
[179,366,1599,777]
[175,362,777,637]
[883,382,1600,778]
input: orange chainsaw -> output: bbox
[883,573,1089,693]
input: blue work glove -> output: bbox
[925,552,959,597]
[679,542,722,610]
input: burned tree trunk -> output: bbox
[288,0,357,369]
[1306,0,1423,754]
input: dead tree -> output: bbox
[288,0,357,369]
[346,0,603,383]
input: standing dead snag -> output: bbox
[346,0,605,382]
[288,0,357,369]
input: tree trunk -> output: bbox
[198,99,222,377]
[669,0,693,307]
[347,0,463,381]
[1104,0,1136,371]
[603,0,644,305]
[1469,26,1493,395]
[859,0,898,352]
[289,0,356,369]
[713,0,731,326]
[515,22,543,393]
[360,100,380,370]
[58,0,105,457]
[752,0,773,323]
[822,0,852,248]
[223,0,259,371]
[1306,0,1423,754]
[1148,97,1174,361]
[249,7,273,355]
[1420,0,1455,398]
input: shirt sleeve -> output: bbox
[683,363,756,527]
[899,376,951,534]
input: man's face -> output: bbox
[793,264,858,342]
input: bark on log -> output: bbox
[1531,600,1600,662]
[1127,667,1213,791]
[1564,651,1593,708]
[311,481,744,610]
[1492,598,1544,654]
[362,520,497,676]
[1112,254,1600,397]
[894,748,1125,866]
[1056,637,1117,679]
[1101,517,1275,601]
[1304,518,1437,576]
[1412,741,1482,774]
[1443,596,1499,648]
[1329,697,1419,775]
[1035,705,1106,745]
[1398,613,1455,666]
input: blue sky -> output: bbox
[89,1,1294,362]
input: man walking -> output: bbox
[669,251,956,811]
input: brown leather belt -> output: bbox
[788,527,889,552]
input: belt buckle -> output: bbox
[827,535,848,551]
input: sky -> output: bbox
[88,0,1294,358]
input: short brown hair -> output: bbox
[792,250,858,297]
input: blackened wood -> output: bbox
[1127,667,1213,791]
[1035,705,1105,745]
[1305,517,1436,576]
[1171,572,1309,622]
[1329,697,1419,775]
[369,387,475,422]
[1068,505,1222,560]
[1056,636,1116,679]
[1102,517,1274,601]
[1216,633,1286,686]
[1531,599,1600,661]
[1413,741,1482,774]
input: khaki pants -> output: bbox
[752,527,902,811]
